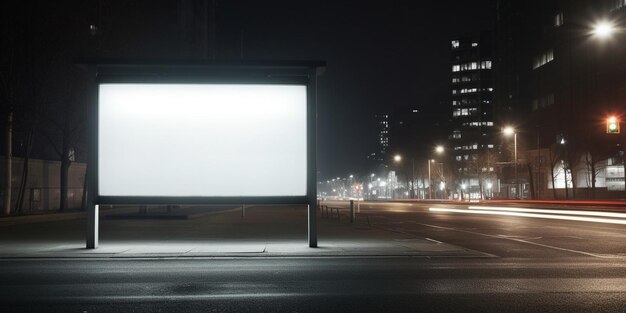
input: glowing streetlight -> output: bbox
[592,20,617,39]
[435,145,444,154]
[393,154,402,162]
[503,126,515,136]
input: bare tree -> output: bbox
[545,144,562,199]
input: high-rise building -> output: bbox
[449,32,496,197]
[493,0,626,199]
[368,113,391,165]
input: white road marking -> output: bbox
[415,220,622,259]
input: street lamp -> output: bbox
[591,20,618,39]
[503,126,518,199]
[393,154,402,162]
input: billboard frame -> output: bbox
[80,60,324,249]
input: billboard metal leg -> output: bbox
[86,204,99,249]
[308,203,317,248]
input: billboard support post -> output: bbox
[86,204,98,249]
[307,67,318,248]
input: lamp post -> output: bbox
[427,146,445,199]
[392,154,402,199]
[428,159,433,199]
[503,126,518,199]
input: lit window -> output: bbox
[452,65,460,72]
[554,12,564,27]
[451,40,460,49]
[480,60,492,69]
[533,49,554,69]
[472,42,478,47]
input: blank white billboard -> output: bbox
[98,83,307,197]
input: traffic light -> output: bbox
[607,116,620,134]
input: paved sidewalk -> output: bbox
[0,206,489,258]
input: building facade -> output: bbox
[449,32,497,199]
[494,0,626,199]
[367,113,391,166]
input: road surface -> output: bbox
[1,201,626,312]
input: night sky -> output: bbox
[215,0,495,179]
[3,0,496,180]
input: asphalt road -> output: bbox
[2,201,626,312]
[2,258,626,312]
[337,201,626,258]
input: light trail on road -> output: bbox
[429,207,626,225]
[468,206,626,219]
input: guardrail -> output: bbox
[318,201,371,226]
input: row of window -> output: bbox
[451,40,479,49]
[461,144,479,151]
[454,143,495,152]
[462,121,494,127]
[533,49,554,69]
[453,99,487,106]
[452,74,480,83]
[452,60,492,72]
[452,87,493,95]
[452,108,479,117]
